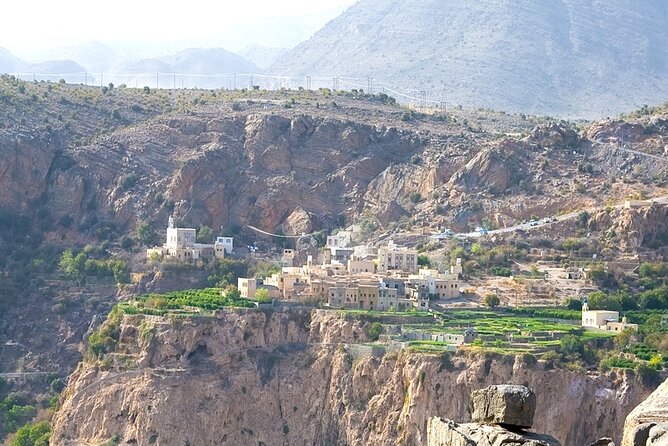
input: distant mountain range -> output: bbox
[0,46,263,89]
[0,47,86,78]
[2,0,667,117]
[270,0,668,118]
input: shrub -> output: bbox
[366,322,383,341]
[560,334,584,356]
[482,294,500,308]
[120,236,135,250]
[490,266,512,277]
[417,255,431,268]
[118,173,139,191]
[409,192,422,204]
[253,288,271,303]
[9,420,51,446]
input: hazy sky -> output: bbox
[2,0,358,58]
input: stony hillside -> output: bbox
[270,0,668,118]
[1,79,667,415]
[1,77,667,247]
[51,309,651,446]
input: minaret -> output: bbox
[168,215,174,229]
[582,296,589,312]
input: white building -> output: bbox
[215,236,234,255]
[147,216,227,261]
[327,233,352,250]
[581,300,638,332]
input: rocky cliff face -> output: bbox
[2,77,667,245]
[52,310,652,446]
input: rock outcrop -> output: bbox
[622,378,668,446]
[469,384,536,429]
[427,417,559,446]
[428,385,557,446]
[51,309,653,446]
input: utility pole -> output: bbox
[249,74,254,90]
[420,91,427,109]
[233,73,236,90]
[156,73,159,89]
[100,73,103,88]
[368,76,373,95]
[84,72,87,85]
[440,101,447,114]
[333,77,339,91]
[173,74,176,90]
[306,76,311,91]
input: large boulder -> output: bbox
[622,379,668,446]
[647,424,668,445]
[427,417,560,446]
[470,385,537,429]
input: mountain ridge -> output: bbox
[270,0,668,118]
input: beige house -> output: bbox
[348,258,375,274]
[378,241,418,273]
[378,286,398,311]
[408,269,460,300]
[358,282,380,310]
[238,278,258,298]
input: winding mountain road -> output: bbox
[448,193,668,239]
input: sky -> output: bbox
[1,0,358,58]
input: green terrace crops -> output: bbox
[436,310,588,338]
[400,309,616,354]
[118,287,256,316]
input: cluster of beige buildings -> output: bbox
[147,217,234,261]
[239,237,464,312]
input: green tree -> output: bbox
[450,246,465,265]
[206,259,249,287]
[107,259,130,284]
[417,255,431,268]
[561,237,582,254]
[136,221,157,247]
[471,243,485,256]
[58,249,86,283]
[565,297,582,311]
[615,327,637,350]
[10,420,51,446]
[482,294,500,308]
[587,291,622,311]
[560,334,584,356]
[639,287,668,310]
[530,265,540,278]
[197,225,214,243]
[254,288,271,303]
[577,211,590,228]
[366,322,383,341]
